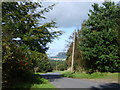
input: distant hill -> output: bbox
[50,52,67,59]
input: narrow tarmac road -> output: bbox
[40,72,119,90]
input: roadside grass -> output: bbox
[31,83,55,88]
[13,74,55,88]
[35,72,45,74]
[53,70,68,74]
[35,70,67,75]
[35,71,56,74]
[62,71,119,79]
[34,70,67,74]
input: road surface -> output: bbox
[40,72,119,89]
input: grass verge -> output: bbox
[13,74,55,88]
[62,71,119,79]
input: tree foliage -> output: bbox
[2,1,62,88]
[79,1,120,72]
[65,1,120,73]
[50,60,67,71]
[66,30,84,72]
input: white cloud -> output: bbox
[43,2,96,28]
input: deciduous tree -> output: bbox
[79,1,120,72]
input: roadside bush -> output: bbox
[62,71,74,78]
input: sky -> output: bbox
[40,0,119,57]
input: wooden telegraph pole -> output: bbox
[71,30,76,72]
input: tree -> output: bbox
[79,1,120,73]
[66,29,84,72]
[2,1,62,88]
[2,2,62,53]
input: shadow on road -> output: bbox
[40,73,63,82]
[90,83,120,90]
[40,73,120,90]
